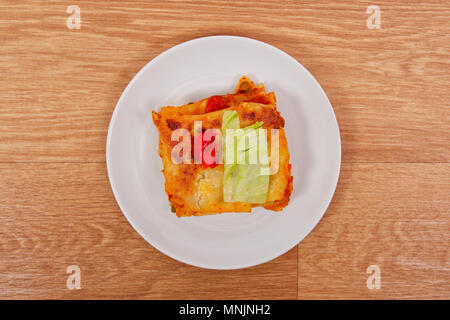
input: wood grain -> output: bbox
[0,0,448,163]
[0,163,297,299]
[298,163,449,299]
[0,0,449,299]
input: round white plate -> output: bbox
[107,36,341,270]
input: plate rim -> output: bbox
[106,35,341,270]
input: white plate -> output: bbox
[106,36,341,270]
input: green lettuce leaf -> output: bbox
[222,110,269,204]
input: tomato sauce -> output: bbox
[205,95,231,113]
[191,131,218,168]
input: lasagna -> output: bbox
[152,76,293,217]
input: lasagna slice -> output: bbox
[152,77,293,217]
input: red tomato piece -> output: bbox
[205,95,230,113]
[202,135,217,168]
[190,131,218,168]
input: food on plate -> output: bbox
[152,76,293,217]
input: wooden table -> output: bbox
[0,1,448,299]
